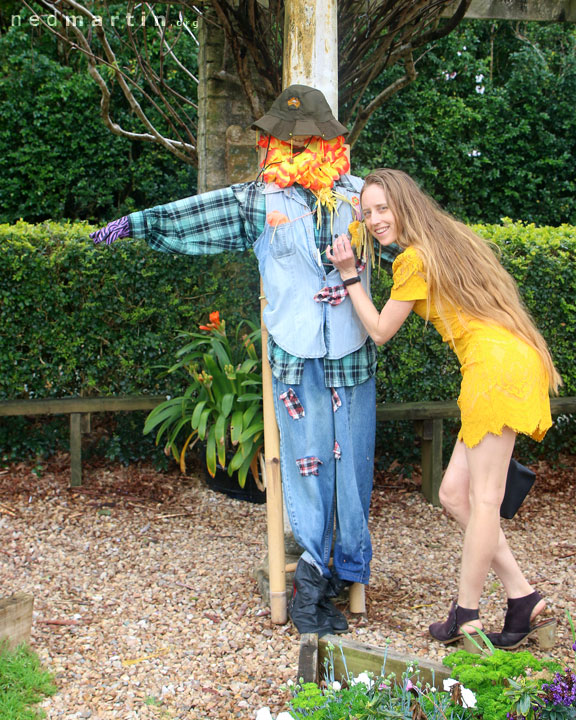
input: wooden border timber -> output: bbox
[0,593,34,651]
[0,395,167,487]
[376,396,576,507]
[297,633,451,686]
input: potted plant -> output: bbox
[144,311,264,496]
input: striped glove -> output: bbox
[90,216,130,245]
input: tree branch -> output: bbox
[347,51,417,147]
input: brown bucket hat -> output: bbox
[252,84,348,141]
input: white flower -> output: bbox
[467,150,482,157]
[443,679,477,709]
[475,74,484,83]
[255,708,274,720]
[475,85,485,94]
[461,687,477,708]
[351,672,374,689]
[332,681,342,691]
[255,710,296,720]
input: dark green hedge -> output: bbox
[0,29,198,224]
[1,220,574,466]
[354,21,576,226]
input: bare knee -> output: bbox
[439,483,468,518]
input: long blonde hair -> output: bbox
[362,169,562,392]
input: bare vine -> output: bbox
[23,0,471,161]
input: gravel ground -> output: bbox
[1,453,575,719]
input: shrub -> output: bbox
[0,220,574,465]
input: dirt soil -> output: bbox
[0,453,575,719]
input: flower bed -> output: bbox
[257,618,576,719]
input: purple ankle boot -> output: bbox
[429,600,480,648]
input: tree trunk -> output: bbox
[197,12,260,192]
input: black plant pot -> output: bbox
[205,464,266,504]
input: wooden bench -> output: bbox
[376,396,576,506]
[0,396,167,487]
[2,394,574,496]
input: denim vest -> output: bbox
[253,177,370,359]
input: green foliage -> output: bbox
[354,20,576,226]
[0,220,260,462]
[0,643,57,720]
[286,658,475,719]
[0,27,197,223]
[0,220,574,467]
[505,676,547,719]
[143,312,263,486]
[443,647,561,719]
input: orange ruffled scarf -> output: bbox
[258,134,373,264]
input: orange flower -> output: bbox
[266,211,290,226]
[199,311,222,331]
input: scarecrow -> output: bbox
[91,85,388,636]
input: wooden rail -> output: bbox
[0,396,167,487]
[1,394,574,495]
[376,396,576,506]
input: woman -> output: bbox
[326,168,561,649]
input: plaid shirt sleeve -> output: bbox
[127,183,266,255]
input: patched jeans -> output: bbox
[273,359,375,584]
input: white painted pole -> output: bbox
[283,0,339,115]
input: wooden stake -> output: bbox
[261,280,287,624]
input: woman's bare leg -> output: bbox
[438,432,544,628]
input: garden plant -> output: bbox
[259,617,576,720]
[143,311,264,487]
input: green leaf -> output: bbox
[197,407,212,439]
[230,410,243,445]
[214,414,227,468]
[205,426,217,478]
[191,400,208,429]
[220,393,234,418]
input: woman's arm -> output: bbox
[326,235,414,346]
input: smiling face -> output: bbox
[361,183,398,246]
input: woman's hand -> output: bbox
[326,234,357,280]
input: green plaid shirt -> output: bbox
[128,178,392,387]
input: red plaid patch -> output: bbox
[279,388,305,420]
[331,388,342,413]
[314,284,348,306]
[296,456,323,476]
[333,441,342,460]
[313,260,367,306]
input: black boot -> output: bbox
[318,575,349,634]
[429,600,480,645]
[288,559,333,637]
[485,591,557,650]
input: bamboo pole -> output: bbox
[260,281,287,624]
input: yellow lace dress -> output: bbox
[390,246,552,448]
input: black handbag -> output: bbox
[500,458,536,519]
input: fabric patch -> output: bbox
[331,388,342,413]
[314,284,348,306]
[333,441,342,460]
[296,456,323,476]
[279,388,305,420]
[313,259,368,306]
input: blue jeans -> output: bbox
[273,359,375,584]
